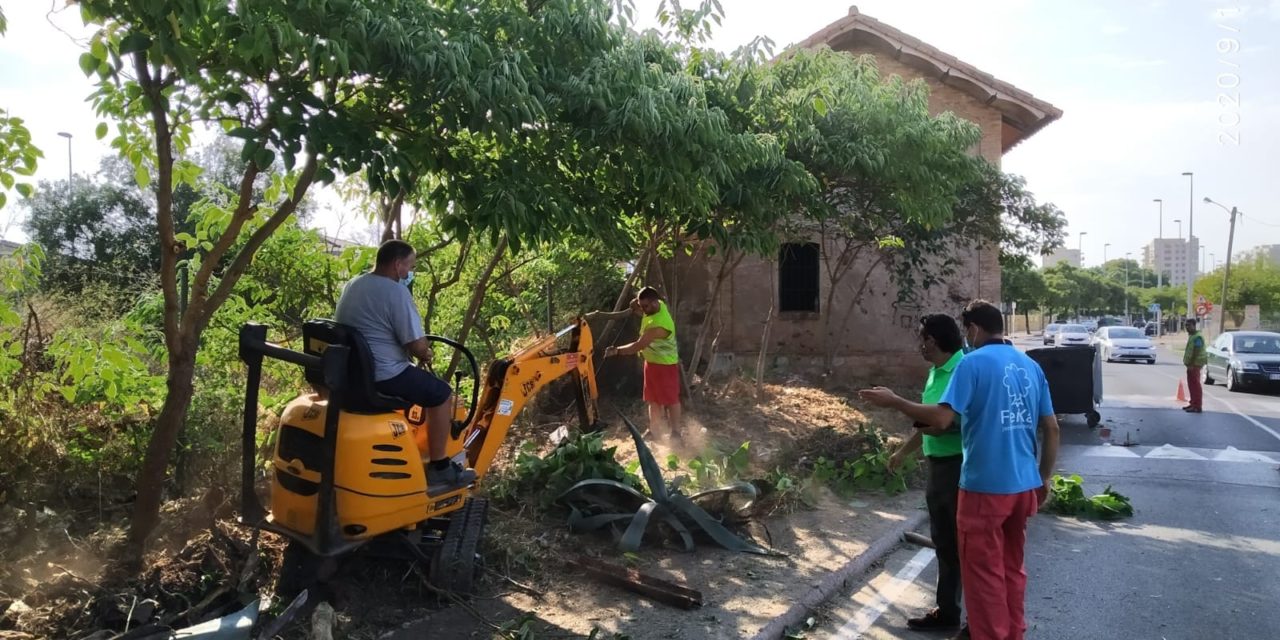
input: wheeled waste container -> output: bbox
[1026,346,1103,428]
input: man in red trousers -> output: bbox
[860,300,1061,640]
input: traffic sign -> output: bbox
[1197,294,1208,306]
[1148,303,1161,313]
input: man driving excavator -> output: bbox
[334,239,476,495]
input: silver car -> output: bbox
[1056,324,1091,348]
[1043,323,1063,345]
[1094,326,1156,364]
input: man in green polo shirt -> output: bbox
[887,313,966,631]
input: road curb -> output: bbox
[749,510,929,640]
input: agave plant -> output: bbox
[557,411,774,555]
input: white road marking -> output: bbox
[1084,445,1143,458]
[1141,367,1280,446]
[833,547,935,639]
[1212,446,1280,463]
[1145,444,1208,460]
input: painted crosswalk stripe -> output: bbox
[1212,446,1280,463]
[1144,443,1208,460]
[833,547,935,639]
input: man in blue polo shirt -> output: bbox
[861,300,1060,640]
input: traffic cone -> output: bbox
[1176,379,1188,403]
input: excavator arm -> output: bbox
[460,317,601,478]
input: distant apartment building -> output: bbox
[0,239,21,258]
[1142,236,1200,286]
[1240,244,1280,266]
[1041,247,1080,268]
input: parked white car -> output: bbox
[1094,326,1156,364]
[1055,324,1091,348]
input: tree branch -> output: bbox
[201,154,320,327]
[194,159,261,296]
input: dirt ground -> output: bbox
[0,372,926,639]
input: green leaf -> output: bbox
[134,165,151,189]
[78,53,98,76]
[119,32,152,55]
[14,183,32,198]
[95,123,108,140]
[227,127,258,140]
[0,173,12,189]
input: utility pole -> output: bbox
[1124,253,1131,322]
[1204,198,1240,335]
[57,131,73,206]
[1182,171,1194,322]
[1153,198,1164,336]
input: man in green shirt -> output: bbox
[887,313,966,632]
[1183,318,1207,413]
[604,287,683,440]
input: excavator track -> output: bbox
[429,497,489,595]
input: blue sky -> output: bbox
[2,0,1278,267]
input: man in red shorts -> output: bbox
[604,287,683,440]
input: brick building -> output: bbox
[658,6,1061,380]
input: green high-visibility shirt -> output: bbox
[922,350,964,457]
[639,301,679,365]
[1184,331,1207,367]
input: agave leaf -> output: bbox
[620,501,659,552]
[567,506,640,533]
[659,509,695,552]
[690,481,759,519]
[668,493,774,556]
[618,411,668,503]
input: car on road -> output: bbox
[1044,323,1063,345]
[1056,324,1091,348]
[1083,319,1099,333]
[1143,322,1158,337]
[1093,326,1156,364]
[1203,331,1280,393]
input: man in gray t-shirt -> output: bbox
[334,240,475,495]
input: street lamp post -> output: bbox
[1182,171,1194,321]
[1174,219,1182,239]
[1103,243,1111,266]
[1078,231,1087,263]
[1124,252,1131,322]
[57,131,73,206]
[1153,198,1164,290]
[1205,197,1239,335]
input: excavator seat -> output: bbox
[301,319,413,414]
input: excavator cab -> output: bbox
[237,317,601,593]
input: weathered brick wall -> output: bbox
[659,44,1012,386]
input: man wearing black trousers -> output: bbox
[886,314,966,632]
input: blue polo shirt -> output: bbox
[938,343,1054,494]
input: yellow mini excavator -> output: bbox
[237,317,601,594]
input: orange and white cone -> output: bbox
[1176,379,1188,403]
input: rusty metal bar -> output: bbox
[564,556,703,610]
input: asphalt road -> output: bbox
[816,334,1280,640]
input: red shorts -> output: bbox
[643,361,681,406]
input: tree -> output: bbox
[1002,258,1046,332]
[1194,257,1280,324]
[78,0,667,561]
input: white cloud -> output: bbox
[1101,23,1130,35]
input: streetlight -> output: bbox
[1078,231,1087,263]
[1103,243,1111,266]
[57,131,73,206]
[1182,171,1194,323]
[1153,198,1164,290]
[1174,219,1182,239]
[1205,197,1240,335]
[1124,252,1131,321]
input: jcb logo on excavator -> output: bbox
[521,371,543,397]
[389,421,408,438]
[565,353,579,370]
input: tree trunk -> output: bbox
[754,262,777,398]
[687,249,741,383]
[597,239,658,353]
[446,235,508,380]
[124,337,197,563]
